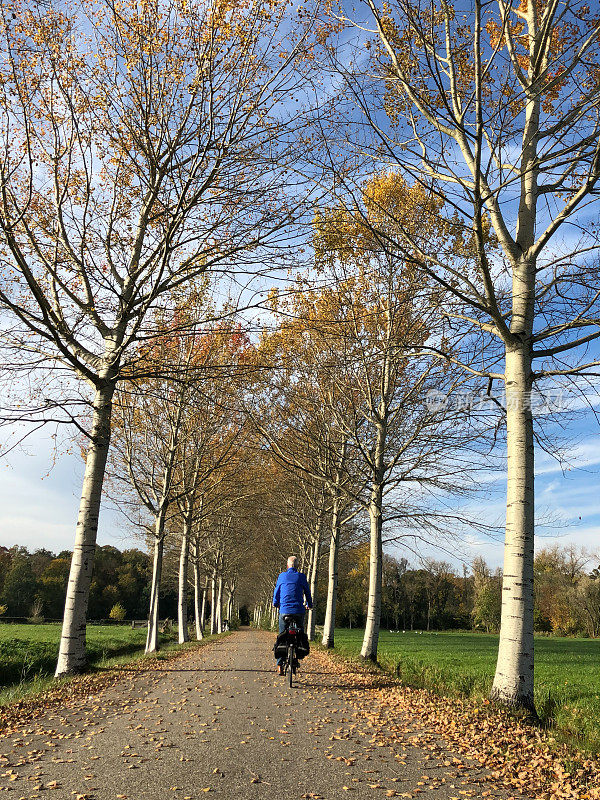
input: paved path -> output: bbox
[0,630,519,800]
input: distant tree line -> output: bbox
[6,539,597,636]
[329,544,600,638]
[0,545,156,621]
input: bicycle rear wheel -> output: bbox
[288,645,295,688]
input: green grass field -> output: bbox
[0,623,180,705]
[333,629,600,753]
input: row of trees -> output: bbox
[332,0,600,712]
[333,547,600,639]
[0,0,599,717]
[107,307,254,651]
[5,543,598,639]
[0,0,316,674]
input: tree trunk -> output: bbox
[305,544,314,586]
[491,343,535,710]
[146,533,164,653]
[178,516,191,644]
[361,480,383,661]
[193,562,203,640]
[307,532,320,641]
[55,382,115,676]
[210,577,217,634]
[216,576,223,633]
[227,589,234,625]
[322,493,341,648]
[200,587,206,634]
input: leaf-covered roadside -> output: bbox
[311,648,600,800]
[0,637,220,737]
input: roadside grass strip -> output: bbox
[0,623,225,714]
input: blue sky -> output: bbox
[446,433,600,571]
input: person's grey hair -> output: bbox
[287,555,298,569]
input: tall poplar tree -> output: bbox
[331,0,600,708]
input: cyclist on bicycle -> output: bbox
[272,555,313,675]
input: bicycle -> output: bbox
[282,615,300,688]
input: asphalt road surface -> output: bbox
[0,629,523,800]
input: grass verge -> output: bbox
[0,623,221,710]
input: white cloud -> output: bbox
[534,525,600,558]
[542,479,559,495]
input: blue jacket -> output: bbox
[273,568,313,615]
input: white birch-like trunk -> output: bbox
[178,516,191,644]
[322,493,341,648]
[489,40,538,709]
[361,418,386,662]
[210,577,217,634]
[307,532,320,641]
[146,400,181,655]
[55,383,115,676]
[146,532,164,653]
[361,482,383,660]
[216,576,223,633]
[200,587,206,634]
[226,589,234,625]
[491,343,535,709]
[305,544,314,586]
[193,562,203,640]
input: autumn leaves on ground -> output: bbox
[0,630,598,800]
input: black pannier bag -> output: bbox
[273,631,288,660]
[297,631,310,659]
[273,630,310,660]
